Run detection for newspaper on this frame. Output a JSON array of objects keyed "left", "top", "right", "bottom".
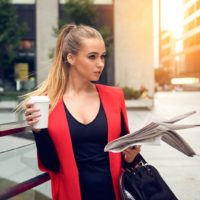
[{"left": 104, "top": 111, "right": 200, "bottom": 157}]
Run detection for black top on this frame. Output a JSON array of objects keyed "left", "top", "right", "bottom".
[
  {"left": 33, "top": 101, "right": 129, "bottom": 200},
  {"left": 64, "top": 101, "right": 115, "bottom": 200},
  {"left": 64, "top": 101, "right": 109, "bottom": 168}
]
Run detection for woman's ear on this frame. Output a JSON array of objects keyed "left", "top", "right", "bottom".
[{"left": 67, "top": 53, "right": 75, "bottom": 65}]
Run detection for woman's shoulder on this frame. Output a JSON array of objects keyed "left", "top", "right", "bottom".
[{"left": 96, "top": 84, "right": 123, "bottom": 95}]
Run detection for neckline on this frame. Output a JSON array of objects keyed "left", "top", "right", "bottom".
[
  {"left": 63, "top": 84, "right": 102, "bottom": 126},
  {"left": 64, "top": 101, "right": 101, "bottom": 126}
]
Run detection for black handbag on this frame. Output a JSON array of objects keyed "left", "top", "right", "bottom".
[{"left": 119, "top": 154, "right": 178, "bottom": 200}]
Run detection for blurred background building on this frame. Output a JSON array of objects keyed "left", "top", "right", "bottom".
[
  {"left": 156, "top": 0, "right": 200, "bottom": 91},
  {"left": 114, "top": 0, "right": 154, "bottom": 96}
]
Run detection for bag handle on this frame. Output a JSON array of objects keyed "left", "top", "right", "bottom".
[
  {"left": 132, "top": 153, "right": 147, "bottom": 166},
  {"left": 123, "top": 153, "right": 147, "bottom": 171}
]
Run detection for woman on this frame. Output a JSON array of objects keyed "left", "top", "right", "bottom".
[{"left": 24, "top": 24, "right": 141, "bottom": 200}]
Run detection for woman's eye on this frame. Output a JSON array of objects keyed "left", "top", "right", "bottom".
[
  {"left": 88, "top": 55, "right": 96, "bottom": 60},
  {"left": 101, "top": 55, "right": 106, "bottom": 60}
]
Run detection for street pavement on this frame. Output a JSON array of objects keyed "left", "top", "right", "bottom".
[
  {"left": 0, "top": 91, "right": 200, "bottom": 199},
  {"left": 127, "top": 91, "right": 200, "bottom": 200}
]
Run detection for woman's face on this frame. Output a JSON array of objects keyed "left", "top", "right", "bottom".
[{"left": 68, "top": 38, "right": 106, "bottom": 82}]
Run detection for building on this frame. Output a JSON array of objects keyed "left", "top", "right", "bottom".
[
  {"left": 158, "top": 0, "right": 200, "bottom": 89},
  {"left": 114, "top": 0, "right": 154, "bottom": 96},
  {"left": 183, "top": 0, "right": 200, "bottom": 83}
]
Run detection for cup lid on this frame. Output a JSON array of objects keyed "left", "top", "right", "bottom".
[{"left": 30, "top": 96, "right": 50, "bottom": 103}]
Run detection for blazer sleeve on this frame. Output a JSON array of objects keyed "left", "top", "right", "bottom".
[
  {"left": 119, "top": 88, "right": 130, "bottom": 134},
  {"left": 119, "top": 88, "right": 138, "bottom": 168},
  {"left": 33, "top": 129, "right": 60, "bottom": 172}
]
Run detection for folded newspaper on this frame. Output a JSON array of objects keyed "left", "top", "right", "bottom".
[{"left": 104, "top": 111, "right": 200, "bottom": 157}]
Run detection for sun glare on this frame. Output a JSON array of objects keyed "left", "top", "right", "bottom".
[
  {"left": 161, "top": 0, "right": 183, "bottom": 37},
  {"left": 171, "top": 77, "right": 199, "bottom": 85}
]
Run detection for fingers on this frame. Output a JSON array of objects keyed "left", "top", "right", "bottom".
[
  {"left": 26, "top": 113, "right": 41, "bottom": 123},
  {"left": 25, "top": 101, "right": 34, "bottom": 109},
  {"left": 25, "top": 107, "right": 40, "bottom": 116},
  {"left": 124, "top": 145, "right": 141, "bottom": 153},
  {"left": 24, "top": 102, "right": 41, "bottom": 127},
  {"left": 124, "top": 148, "right": 140, "bottom": 158},
  {"left": 123, "top": 145, "right": 142, "bottom": 163}
]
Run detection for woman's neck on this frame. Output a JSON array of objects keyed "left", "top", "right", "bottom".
[{"left": 64, "top": 74, "right": 95, "bottom": 97}]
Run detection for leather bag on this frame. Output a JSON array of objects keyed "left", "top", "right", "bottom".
[{"left": 119, "top": 154, "right": 178, "bottom": 200}]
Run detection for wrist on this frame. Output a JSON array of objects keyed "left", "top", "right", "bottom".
[{"left": 32, "top": 128, "right": 41, "bottom": 133}]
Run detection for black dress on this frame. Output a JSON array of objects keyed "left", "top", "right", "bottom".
[{"left": 33, "top": 101, "right": 128, "bottom": 200}]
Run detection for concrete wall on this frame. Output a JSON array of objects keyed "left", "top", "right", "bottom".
[
  {"left": 114, "top": 0, "right": 154, "bottom": 96},
  {"left": 36, "top": 0, "right": 58, "bottom": 84}
]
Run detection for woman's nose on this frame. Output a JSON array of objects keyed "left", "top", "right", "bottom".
[{"left": 97, "top": 57, "right": 104, "bottom": 68}]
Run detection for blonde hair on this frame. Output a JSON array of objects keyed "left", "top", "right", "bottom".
[{"left": 18, "top": 24, "right": 103, "bottom": 112}]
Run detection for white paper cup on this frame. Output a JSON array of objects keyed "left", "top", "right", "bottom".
[{"left": 30, "top": 96, "right": 50, "bottom": 129}]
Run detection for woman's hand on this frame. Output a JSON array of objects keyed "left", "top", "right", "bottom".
[
  {"left": 123, "top": 145, "right": 141, "bottom": 163},
  {"left": 24, "top": 102, "right": 41, "bottom": 133}
]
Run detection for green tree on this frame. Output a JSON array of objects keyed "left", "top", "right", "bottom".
[
  {"left": 59, "top": 0, "right": 113, "bottom": 84},
  {"left": 60, "top": 0, "right": 113, "bottom": 44},
  {"left": 0, "top": 0, "right": 27, "bottom": 89},
  {"left": 60, "top": 0, "right": 97, "bottom": 28}
]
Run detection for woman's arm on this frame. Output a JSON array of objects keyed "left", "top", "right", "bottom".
[
  {"left": 25, "top": 101, "right": 60, "bottom": 172},
  {"left": 120, "top": 112, "right": 141, "bottom": 167},
  {"left": 33, "top": 129, "right": 60, "bottom": 172}
]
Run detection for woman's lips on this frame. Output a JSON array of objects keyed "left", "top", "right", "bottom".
[{"left": 94, "top": 71, "right": 101, "bottom": 75}]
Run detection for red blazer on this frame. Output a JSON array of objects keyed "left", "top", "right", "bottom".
[{"left": 38, "top": 84, "right": 130, "bottom": 200}]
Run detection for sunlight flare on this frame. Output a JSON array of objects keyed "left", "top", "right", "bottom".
[{"left": 161, "top": 0, "right": 183, "bottom": 38}]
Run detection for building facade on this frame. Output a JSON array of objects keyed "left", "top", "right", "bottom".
[
  {"left": 183, "top": 0, "right": 200, "bottom": 79},
  {"left": 114, "top": 0, "right": 154, "bottom": 96},
  {"left": 158, "top": 0, "right": 200, "bottom": 88}
]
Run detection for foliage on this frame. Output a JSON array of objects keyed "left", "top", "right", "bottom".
[
  {"left": 99, "top": 26, "right": 113, "bottom": 58},
  {"left": 122, "top": 86, "right": 142, "bottom": 100},
  {"left": 0, "top": 91, "right": 25, "bottom": 101},
  {"left": 0, "top": 0, "right": 27, "bottom": 86},
  {"left": 58, "top": 0, "right": 113, "bottom": 57},
  {"left": 60, "top": 0, "right": 97, "bottom": 28},
  {"left": 155, "top": 67, "right": 171, "bottom": 86}
]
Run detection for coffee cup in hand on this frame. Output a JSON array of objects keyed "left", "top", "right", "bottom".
[{"left": 30, "top": 96, "right": 50, "bottom": 129}]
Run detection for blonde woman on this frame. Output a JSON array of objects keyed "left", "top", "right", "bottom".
[{"left": 24, "top": 24, "right": 141, "bottom": 200}]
